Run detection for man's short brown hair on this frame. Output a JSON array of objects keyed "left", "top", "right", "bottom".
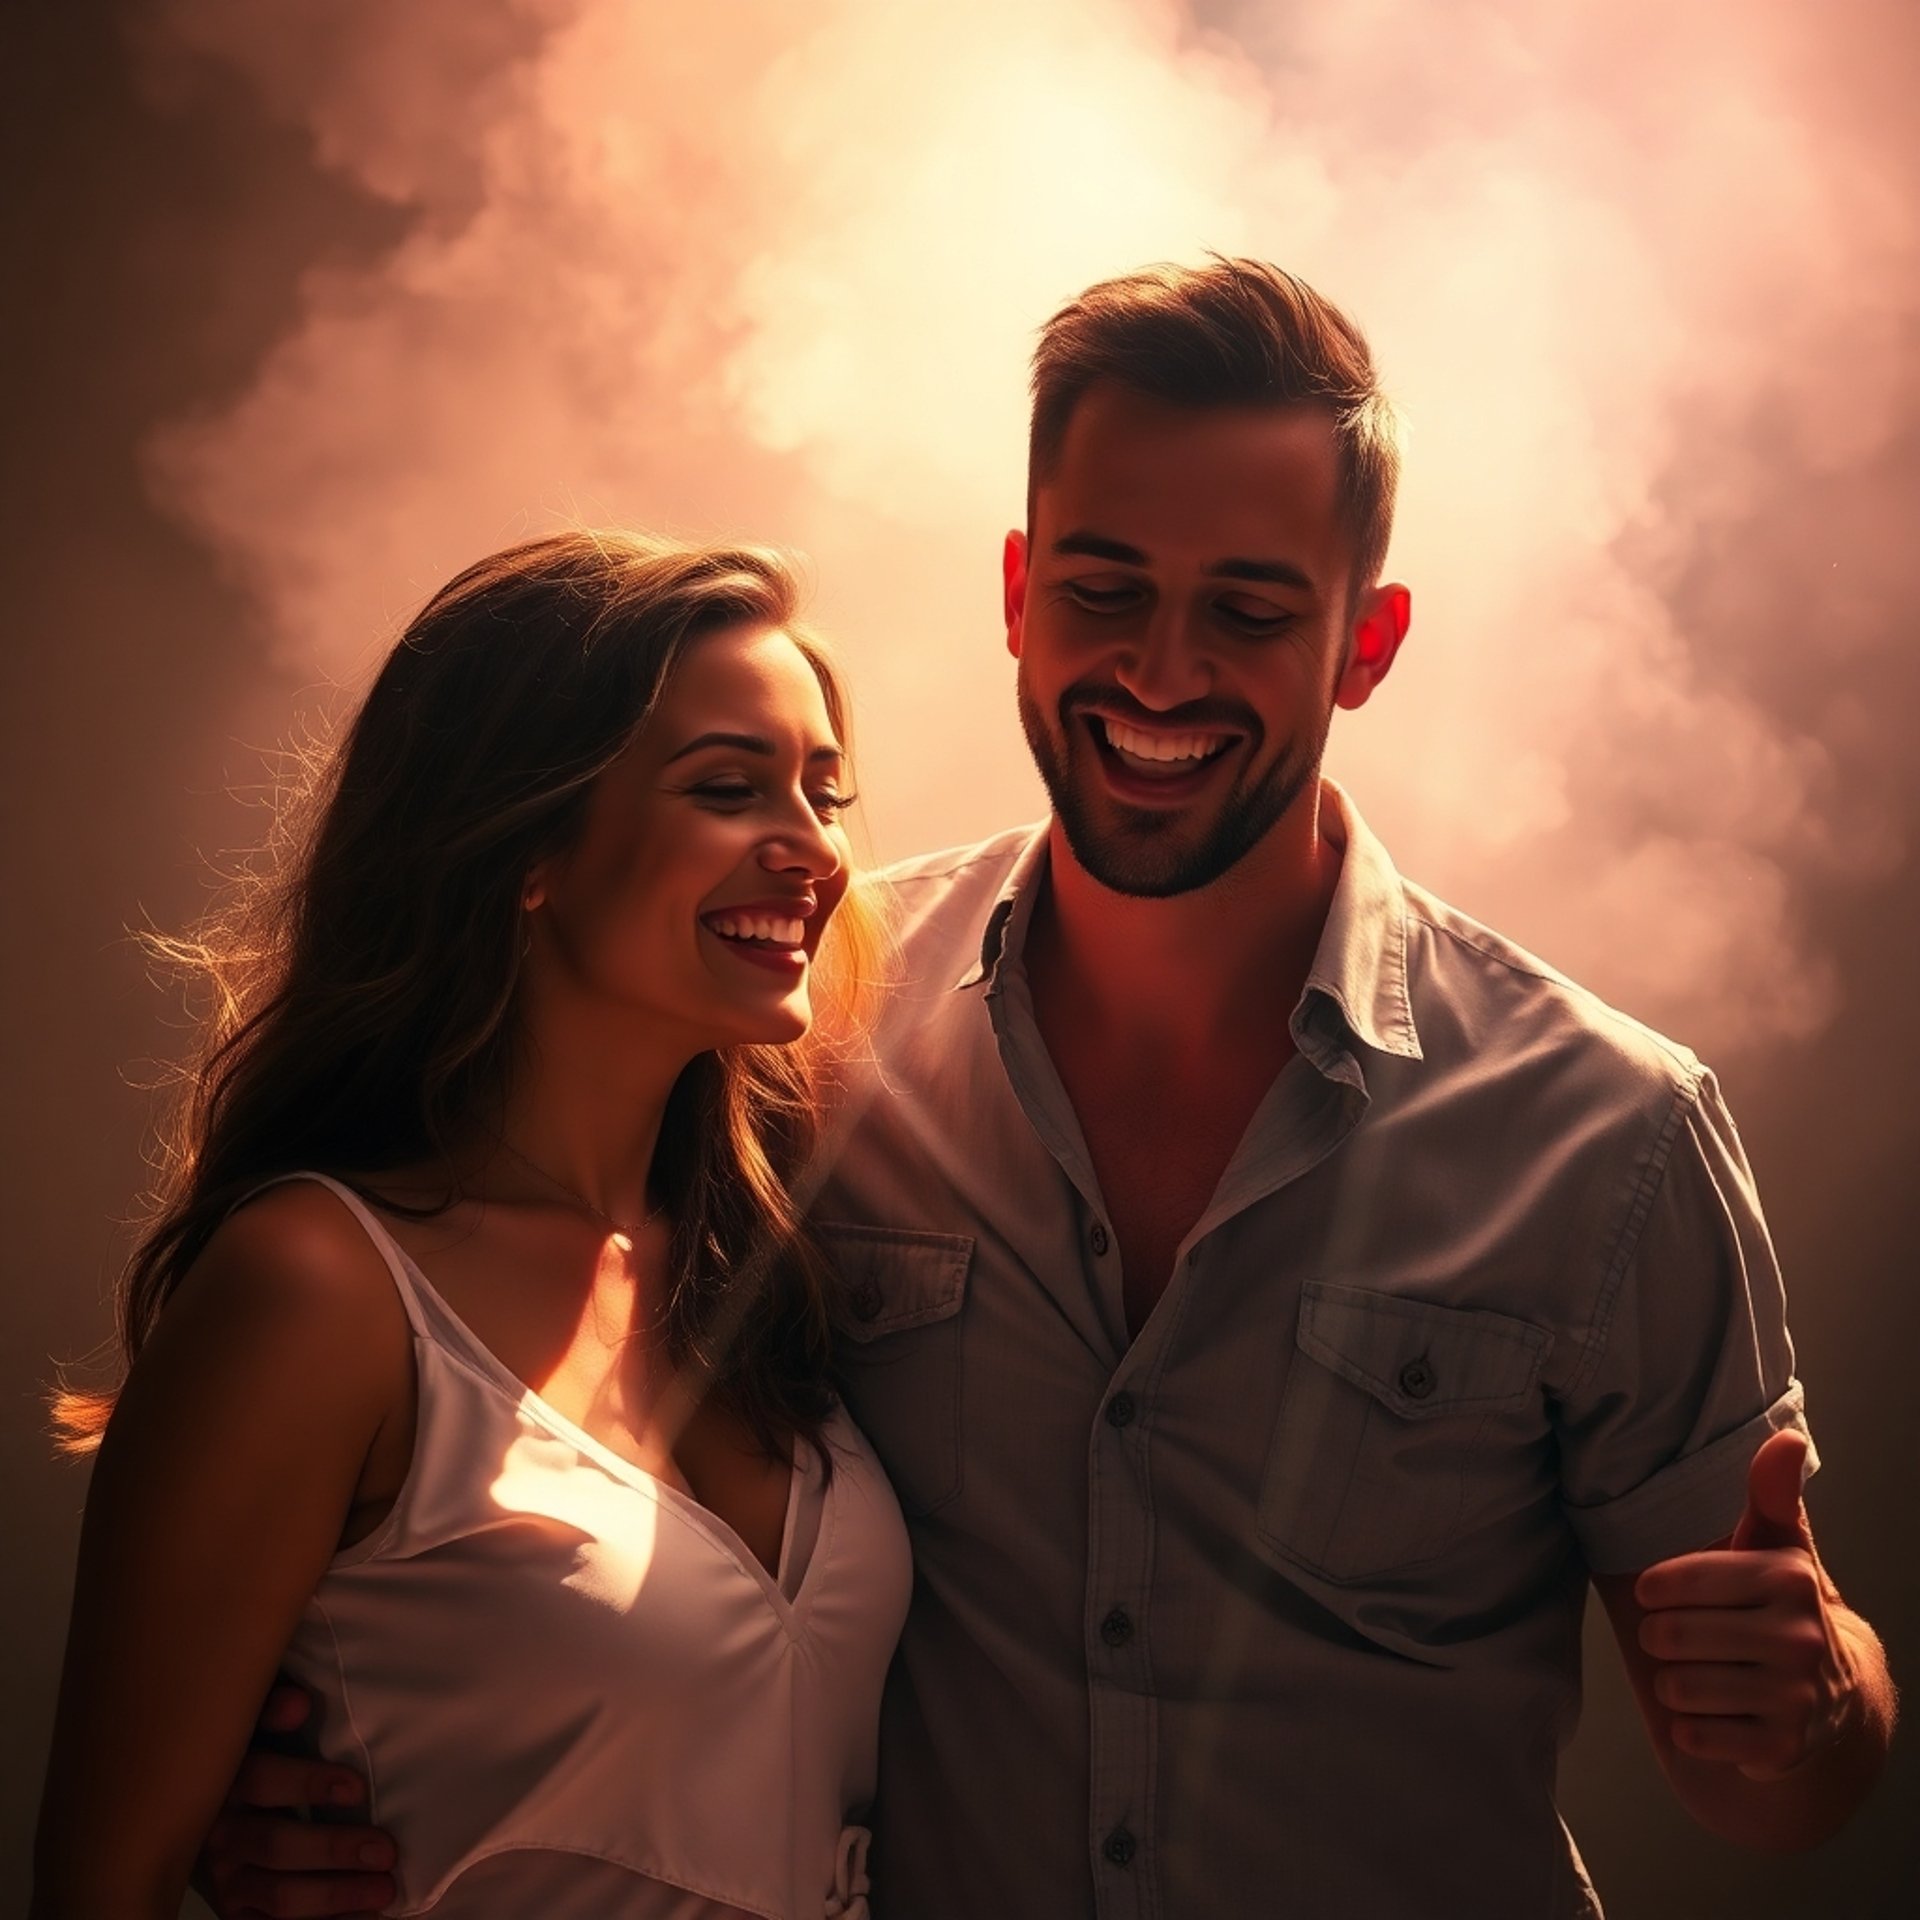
[{"left": 1028, "top": 257, "right": 1402, "bottom": 596}]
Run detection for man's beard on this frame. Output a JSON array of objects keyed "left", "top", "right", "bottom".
[{"left": 1018, "top": 681, "right": 1321, "bottom": 899}]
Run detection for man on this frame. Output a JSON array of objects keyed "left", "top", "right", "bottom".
[{"left": 203, "top": 259, "right": 1893, "bottom": 1917}]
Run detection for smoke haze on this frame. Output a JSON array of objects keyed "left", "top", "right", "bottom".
[
  {"left": 5, "top": 6, "right": 1917, "bottom": 1911},
  {"left": 144, "top": 0, "right": 1920, "bottom": 1055}
]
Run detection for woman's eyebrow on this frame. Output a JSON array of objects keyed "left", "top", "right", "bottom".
[{"left": 664, "top": 730, "right": 843, "bottom": 766}]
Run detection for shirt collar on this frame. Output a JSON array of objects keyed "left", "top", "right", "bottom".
[
  {"left": 953, "top": 821, "right": 1051, "bottom": 993},
  {"left": 1299, "top": 780, "right": 1423, "bottom": 1061},
  {"left": 951, "top": 786, "right": 1423, "bottom": 1064}
]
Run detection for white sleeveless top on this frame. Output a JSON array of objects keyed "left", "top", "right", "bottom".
[{"left": 273, "top": 1174, "right": 913, "bottom": 1919}]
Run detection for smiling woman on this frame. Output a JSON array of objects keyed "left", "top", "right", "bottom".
[
  {"left": 33, "top": 530, "right": 910, "bottom": 1920},
  {"left": 544, "top": 623, "right": 867, "bottom": 1048}
]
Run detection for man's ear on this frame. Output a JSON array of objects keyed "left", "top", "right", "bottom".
[
  {"left": 1003, "top": 529, "right": 1029, "bottom": 659},
  {"left": 1335, "top": 582, "right": 1411, "bottom": 711}
]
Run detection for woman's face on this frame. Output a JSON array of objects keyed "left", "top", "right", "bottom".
[{"left": 527, "top": 623, "right": 855, "bottom": 1052}]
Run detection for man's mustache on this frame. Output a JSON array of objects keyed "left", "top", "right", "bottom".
[{"left": 1059, "top": 686, "right": 1263, "bottom": 740}]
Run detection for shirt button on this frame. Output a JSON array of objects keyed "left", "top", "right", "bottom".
[
  {"left": 1090, "top": 1221, "right": 1110, "bottom": 1256},
  {"left": 1399, "top": 1357, "right": 1436, "bottom": 1400},
  {"left": 849, "top": 1279, "right": 884, "bottom": 1323},
  {"left": 1105, "top": 1391, "right": 1137, "bottom": 1429},
  {"left": 1100, "top": 1606, "right": 1133, "bottom": 1647},
  {"left": 1102, "top": 1825, "right": 1136, "bottom": 1868}
]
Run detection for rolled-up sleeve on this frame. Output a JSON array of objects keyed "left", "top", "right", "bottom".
[{"left": 1555, "top": 1068, "right": 1817, "bottom": 1576}]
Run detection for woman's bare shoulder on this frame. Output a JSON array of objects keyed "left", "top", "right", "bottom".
[
  {"left": 172, "top": 1177, "right": 410, "bottom": 1354},
  {"left": 101, "top": 1179, "right": 415, "bottom": 1509}
]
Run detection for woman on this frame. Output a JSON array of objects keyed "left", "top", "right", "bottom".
[{"left": 34, "top": 532, "right": 912, "bottom": 1919}]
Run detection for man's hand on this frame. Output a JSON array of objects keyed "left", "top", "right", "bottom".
[
  {"left": 198, "top": 1684, "right": 396, "bottom": 1919},
  {"left": 1632, "top": 1430, "right": 1859, "bottom": 1779}
]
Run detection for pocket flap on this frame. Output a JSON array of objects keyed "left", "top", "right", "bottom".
[
  {"left": 817, "top": 1222, "right": 973, "bottom": 1342},
  {"left": 1297, "top": 1281, "right": 1549, "bottom": 1418}
]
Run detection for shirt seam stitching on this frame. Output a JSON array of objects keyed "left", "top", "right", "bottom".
[
  {"left": 1134, "top": 1261, "right": 1194, "bottom": 1911},
  {"left": 880, "top": 833, "right": 1038, "bottom": 891},
  {"left": 787, "top": 1433, "right": 839, "bottom": 1627},
  {"left": 1403, "top": 902, "right": 1703, "bottom": 1076},
  {"left": 403, "top": 1837, "right": 785, "bottom": 1918},
  {"left": 1389, "top": 902, "right": 1418, "bottom": 1047},
  {"left": 310, "top": 1591, "right": 384, "bottom": 1835},
  {"left": 1567, "top": 1068, "right": 1705, "bottom": 1398}
]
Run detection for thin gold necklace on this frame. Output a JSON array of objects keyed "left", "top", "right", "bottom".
[{"left": 499, "top": 1139, "right": 663, "bottom": 1253}]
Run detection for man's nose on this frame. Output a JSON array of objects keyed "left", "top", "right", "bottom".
[{"left": 1114, "top": 603, "right": 1211, "bottom": 711}]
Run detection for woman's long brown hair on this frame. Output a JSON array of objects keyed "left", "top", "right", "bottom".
[{"left": 53, "top": 529, "right": 886, "bottom": 1463}]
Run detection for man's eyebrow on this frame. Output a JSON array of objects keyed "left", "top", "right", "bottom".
[
  {"left": 1051, "top": 530, "right": 1316, "bottom": 595},
  {"left": 663, "top": 730, "right": 843, "bottom": 766},
  {"left": 1052, "top": 532, "right": 1150, "bottom": 566},
  {"left": 1203, "top": 556, "right": 1317, "bottom": 593}
]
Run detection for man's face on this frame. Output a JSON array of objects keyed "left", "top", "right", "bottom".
[{"left": 1007, "top": 385, "right": 1405, "bottom": 898}]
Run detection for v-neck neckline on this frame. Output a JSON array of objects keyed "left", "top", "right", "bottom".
[{"left": 369, "top": 1208, "right": 826, "bottom": 1623}]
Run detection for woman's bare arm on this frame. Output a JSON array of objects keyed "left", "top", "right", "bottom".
[{"left": 32, "top": 1184, "right": 413, "bottom": 1919}]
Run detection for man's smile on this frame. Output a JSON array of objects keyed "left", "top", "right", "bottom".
[{"left": 1077, "top": 710, "right": 1243, "bottom": 804}]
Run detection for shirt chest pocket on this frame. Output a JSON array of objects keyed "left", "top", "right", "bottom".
[
  {"left": 821, "top": 1222, "right": 973, "bottom": 1520},
  {"left": 1255, "top": 1281, "right": 1552, "bottom": 1585}
]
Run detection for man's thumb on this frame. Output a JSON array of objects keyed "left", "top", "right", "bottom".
[{"left": 1730, "top": 1428, "right": 1813, "bottom": 1552}]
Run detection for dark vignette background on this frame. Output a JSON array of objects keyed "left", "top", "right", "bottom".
[{"left": 2, "top": 5, "right": 1914, "bottom": 1913}]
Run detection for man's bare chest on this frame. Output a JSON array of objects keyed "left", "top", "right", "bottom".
[{"left": 1071, "top": 1070, "right": 1282, "bottom": 1333}]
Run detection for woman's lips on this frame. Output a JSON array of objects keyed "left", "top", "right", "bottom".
[
  {"left": 707, "top": 932, "right": 806, "bottom": 974},
  {"left": 700, "top": 904, "right": 812, "bottom": 974}
]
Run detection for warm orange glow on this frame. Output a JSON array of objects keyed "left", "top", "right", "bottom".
[{"left": 147, "top": 0, "right": 1914, "bottom": 1058}]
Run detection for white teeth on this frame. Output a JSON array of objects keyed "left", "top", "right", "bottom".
[
  {"left": 708, "top": 913, "right": 805, "bottom": 946},
  {"left": 1099, "top": 718, "right": 1229, "bottom": 764}
]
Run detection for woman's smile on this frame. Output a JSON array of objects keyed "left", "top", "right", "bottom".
[{"left": 700, "top": 896, "right": 818, "bottom": 973}]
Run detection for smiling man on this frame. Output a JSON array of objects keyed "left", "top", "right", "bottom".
[
  {"left": 199, "top": 261, "right": 1893, "bottom": 1919},
  {"left": 811, "top": 260, "right": 1895, "bottom": 1917}
]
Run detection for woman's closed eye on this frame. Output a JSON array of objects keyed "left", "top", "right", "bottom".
[{"left": 689, "top": 780, "right": 857, "bottom": 821}]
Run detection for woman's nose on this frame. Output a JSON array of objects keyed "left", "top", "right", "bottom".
[{"left": 763, "top": 807, "right": 843, "bottom": 881}]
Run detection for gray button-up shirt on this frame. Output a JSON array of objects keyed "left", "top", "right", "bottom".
[{"left": 815, "top": 783, "right": 1811, "bottom": 1920}]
